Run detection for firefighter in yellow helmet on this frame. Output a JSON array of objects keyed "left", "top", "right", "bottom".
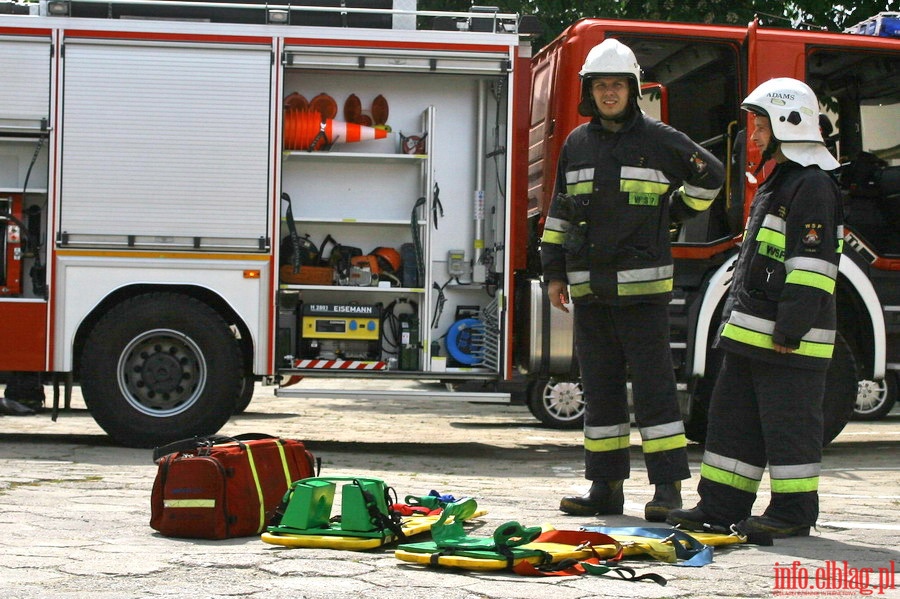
[
  {"left": 668, "top": 78, "right": 843, "bottom": 538},
  {"left": 540, "top": 39, "right": 724, "bottom": 521}
]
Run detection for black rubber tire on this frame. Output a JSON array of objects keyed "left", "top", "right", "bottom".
[
  {"left": 852, "top": 371, "right": 898, "bottom": 421},
  {"left": 233, "top": 376, "right": 255, "bottom": 414},
  {"left": 822, "top": 332, "right": 858, "bottom": 445},
  {"left": 683, "top": 349, "right": 723, "bottom": 444},
  {"left": 80, "top": 293, "right": 242, "bottom": 448},
  {"left": 527, "top": 377, "right": 584, "bottom": 430},
  {"left": 682, "top": 332, "right": 856, "bottom": 447},
  {"left": 683, "top": 389, "right": 710, "bottom": 445}
]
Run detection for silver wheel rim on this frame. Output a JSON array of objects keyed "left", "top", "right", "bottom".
[
  {"left": 541, "top": 380, "right": 584, "bottom": 422},
  {"left": 116, "top": 328, "right": 207, "bottom": 417},
  {"left": 855, "top": 379, "right": 887, "bottom": 415}
]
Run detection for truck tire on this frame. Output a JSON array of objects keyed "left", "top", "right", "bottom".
[
  {"left": 683, "top": 331, "right": 856, "bottom": 447},
  {"left": 234, "top": 376, "right": 255, "bottom": 414},
  {"left": 822, "top": 332, "right": 857, "bottom": 445},
  {"left": 80, "top": 293, "right": 242, "bottom": 448},
  {"left": 528, "top": 377, "right": 584, "bottom": 429},
  {"left": 682, "top": 347, "right": 722, "bottom": 444},
  {"left": 852, "top": 372, "right": 897, "bottom": 421},
  {"left": 682, "top": 384, "right": 711, "bottom": 445}
]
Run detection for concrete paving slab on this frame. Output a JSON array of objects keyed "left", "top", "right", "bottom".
[{"left": 0, "top": 383, "right": 898, "bottom": 598}]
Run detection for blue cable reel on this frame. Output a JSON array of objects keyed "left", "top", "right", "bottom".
[{"left": 445, "top": 317, "right": 484, "bottom": 366}]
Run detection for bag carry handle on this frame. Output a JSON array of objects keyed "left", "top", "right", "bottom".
[{"left": 152, "top": 433, "right": 278, "bottom": 463}]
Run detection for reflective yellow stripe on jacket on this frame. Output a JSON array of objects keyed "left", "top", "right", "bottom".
[
  {"left": 680, "top": 181, "right": 718, "bottom": 211},
  {"left": 567, "top": 270, "right": 592, "bottom": 298},
  {"left": 786, "top": 256, "right": 838, "bottom": 294},
  {"left": 617, "top": 265, "right": 673, "bottom": 296},
  {"left": 620, "top": 166, "right": 670, "bottom": 195},
  {"left": 756, "top": 214, "right": 787, "bottom": 261},
  {"left": 540, "top": 215, "right": 568, "bottom": 246},
  {"left": 720, "top": 310, "right": 835, "bottom": 358},
  {"left": 565, "top": 167, "right": 595, "bottom": 196},
  {"left": 163, "top": 499, "right": 216, "bottom": 508}
]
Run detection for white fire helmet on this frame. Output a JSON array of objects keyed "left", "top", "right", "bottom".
[
  {"left": 578, "top": 38, "right": 643, "bottom": 117},
  {"left": 741, "top": 77, "right": 840, "bottom": 171}
]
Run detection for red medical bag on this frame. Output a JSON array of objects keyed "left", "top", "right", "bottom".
[{"left": 150, "top": 434, "right": 318, "bottom": 539}]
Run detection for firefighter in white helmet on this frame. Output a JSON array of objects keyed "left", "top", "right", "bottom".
[
  {"left": 668, "top": 78, "right": 843, "bottom": 538},
  {"left": 540, "top": 38, "right": 724, "bottom": 521}
]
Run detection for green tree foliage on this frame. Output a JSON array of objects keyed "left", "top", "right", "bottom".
[{"left": 420, "top": 0, "right": 896, "bottom": 50}]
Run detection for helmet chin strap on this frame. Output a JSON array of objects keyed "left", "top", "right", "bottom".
[{"left": 754, "top": 140, "right": 780, "bottom": 176}]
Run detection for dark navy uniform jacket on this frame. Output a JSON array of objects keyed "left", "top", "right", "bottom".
[
  {"left": 717, "top": 161, "right": 843, "bottom": 371},
  {"left": 541, "top": 110, "right": 724, "bottom": 305}
]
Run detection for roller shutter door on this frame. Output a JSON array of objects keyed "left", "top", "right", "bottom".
[
  {"left": 60, "top": 40, "right": 272, "bottom": 250},
  {"left": 0, "top": 36, "right": 50, "bottom": 132}
]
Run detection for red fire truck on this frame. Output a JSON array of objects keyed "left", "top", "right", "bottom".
[
  {"left": 520, "top": 14, "right": 899, "bottom": 443},
  {"left": 1, "top": 0, "right": 897, "bottom": 448},
  {"left": 0, "top": 0, "right": 540, "bottom": 446}
]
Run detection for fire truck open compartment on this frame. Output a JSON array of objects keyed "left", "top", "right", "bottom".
[{"left": 275, "top": 45, "right": 513, "bottom": 387}]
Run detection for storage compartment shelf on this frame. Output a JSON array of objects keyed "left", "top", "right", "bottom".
[
  {"left": 284, "top": 151, "right": 425, "bottom": 164},
  {"left": 0, "top": 129, "right": 49, "bottom": 138},
  {"left": 280, "top": 284, "right": 425, "bottom": 292},
  {"left": 283, "top": 217, "right": 423, "bottom": 226},
  {"left": 277, "top": 101, "right": 479, "bottom": 379}
]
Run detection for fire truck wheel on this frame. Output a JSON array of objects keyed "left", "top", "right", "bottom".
[
  {"left": 685, "top": 331, "right": 857, "bottom": 447},
  {"left": 682, "top": 390, "right": 710, "bottom": 445},
  {"left": 527, "top": 377, "right": 584, "bottom": 429},
  {"left": 682, "top": 348, "right": 723, "bottom": 444},
  {"left": 822, "top": 331, "right": 858, "bottom": 446},
  {"left": 233, "top": 376, "right": 255, "bottom": 414},
  {"left": 80, "top": 293, "right": 242, "bottom": 448},
  {"left": 852, "top": 371, "right": 897, "bottom": 421}
]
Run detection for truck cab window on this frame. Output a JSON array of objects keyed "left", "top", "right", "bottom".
[
  {"left": 620, "top": 36, "right": 740, "bottom": 243},
  {"left": 811, "top": 49, "right": 900, "bottom": 255}
]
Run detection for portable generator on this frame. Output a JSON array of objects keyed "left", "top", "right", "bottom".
[{"left": 299, "top": 303, "right": 381, "bottom": 360}]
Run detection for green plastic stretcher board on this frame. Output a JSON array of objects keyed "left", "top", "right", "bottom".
[
  {"left": 394, "top": 526, "right": 744, "bottom": 571},
  {"left": 261, "top": 508, "right": 488, "bottom": 551}
]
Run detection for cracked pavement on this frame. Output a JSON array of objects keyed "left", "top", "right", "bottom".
[{"left": 1, "top": 382, "right": 899, "bottom": 598}]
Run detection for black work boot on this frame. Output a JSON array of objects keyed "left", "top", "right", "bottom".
[
  {"left": 0, "top": 398, "right": 36, "bottom": 416},
  {"left": 666, "top": 506, "right": 732, "bottom": 533},
  {"left": 644, "top": 481, "right": 682, "bottom": 522},
  {"left": 3, "top": 371, "right": 45, "bottom": 413},
  {"left": 737, "top": 515, "right": 811, "bottom": 539},
  {"left": 559, "top": 480, "right": 624, "bottom": 516}
]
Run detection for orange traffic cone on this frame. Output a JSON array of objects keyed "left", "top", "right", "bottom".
[{"left": 284, "top": 109, "right": 389, "bottom": 151}]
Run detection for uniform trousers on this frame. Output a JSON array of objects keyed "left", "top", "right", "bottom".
[
  {"left": 573, "top": 300, "right": 690, "bottom": 484},
  {"left": 697, "top": 351, "right": 824, "bottom": 526}
]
